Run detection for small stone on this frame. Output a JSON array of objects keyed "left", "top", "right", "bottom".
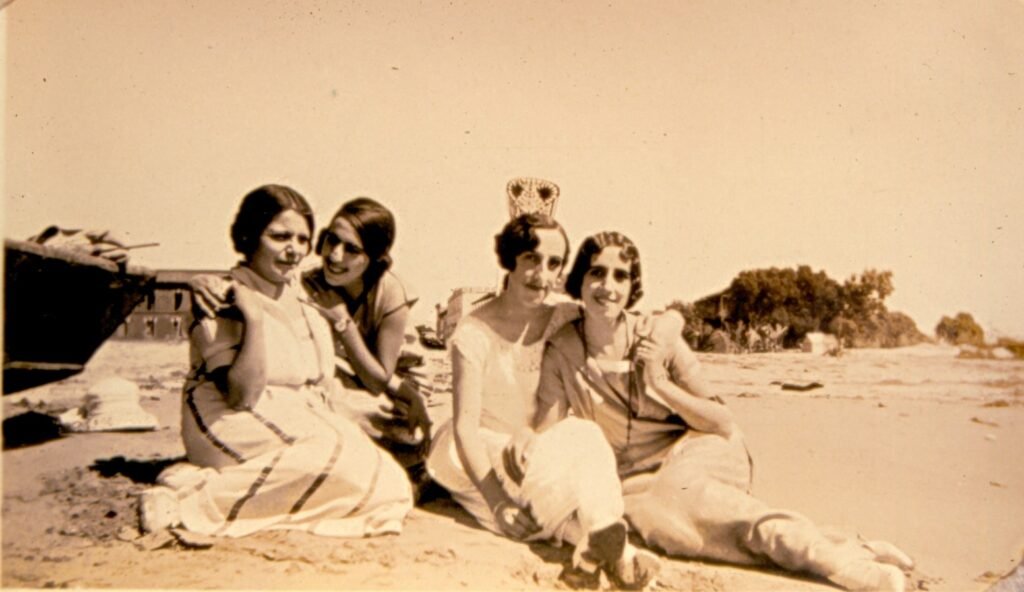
[
  {"left": 116, "top": 526, "right": 140, "bottom": 542},
  {"left": 133, "top": 530, "right": 174, "bottom": 551},
  {"left": 170, "top": 528, "right": 215, "bottom": 549}
]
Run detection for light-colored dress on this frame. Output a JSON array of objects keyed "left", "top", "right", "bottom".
[
  {"left": 426, "top": 303, "right": 623, "bottom": 541},
  {"left": 173, "top": 266, "right": 413, "bottom": 538},
  {"left": 539, "top": 312, "right": 885, "bottom": 579}
]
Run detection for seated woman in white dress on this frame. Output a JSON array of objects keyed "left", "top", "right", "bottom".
[
  {"left": 426, "top": 214, "right": 659, "bottom": 588},
  {"left": 191, "top": 197, "right": 432, "bottom": 482},
  {"left": 533, "top": 231, "right": 914, "bottom": 592},
  {"left": 140, "top": 184, "right": 413, "bottom": 538}
]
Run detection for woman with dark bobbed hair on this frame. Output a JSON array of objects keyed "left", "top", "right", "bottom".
[
  {"left": 140, "top": 185, "right": 413, "bottom": 538},
  {"left": 533, "top": 231, "right": 914, "bottom": 592},
  {"left": 427, "top": 215, "right": 659, "bottom": 589}
]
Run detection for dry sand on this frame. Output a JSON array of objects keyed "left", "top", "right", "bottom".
[{"left": 2, "top": 339, "right": 1022, "bottom": 590}]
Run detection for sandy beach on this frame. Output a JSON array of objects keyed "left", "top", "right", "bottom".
[{"left": 2, "top": 339, "right": 1022, "bottom": 591}]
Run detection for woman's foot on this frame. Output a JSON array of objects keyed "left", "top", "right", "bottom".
[
  {"left": 572, "top": 523, "right": 660, "bottom": 590},
  {"left": 861, "top": 539, "right": 914, "bottom": 570},
  {"left": 829, "top": 559, "right": 906, "bottom": 592},
  {"left": 138, "top": 486, "right": 181, "bottom": 533},
  {"left": 608, "top": 545, "right": 661, "bottom": 591}
]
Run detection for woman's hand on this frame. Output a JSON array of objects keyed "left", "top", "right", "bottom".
[
  {"left": 399, "top": 367, "right": 436, "bottom": 397},
  {"left": 502, "top": 428, "right": 537, "bottom": 486},
  {"left": 492, "top": 497, "right": 541, "bottom": 540},
  {"left": 189, "top": 274, "right": 233, "bottom": 318},
  {"left": 305, "top": 300, "right": 354, "bottom": 332},
  {"left": 230, "top": 283, "right": 263, "bottom": 323},
  {"left": 634, "top": 337, "right": 670, "bottom": 384},
  {"left": 383, "top": 378, "right": 433, "bottom": 451}
]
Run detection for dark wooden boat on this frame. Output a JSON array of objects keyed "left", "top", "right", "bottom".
[{"left": 3, "top": 239, "right": 156, "bottom": 394}]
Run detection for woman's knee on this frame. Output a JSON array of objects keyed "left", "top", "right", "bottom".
[
  {"left": 550, "top": 417, "right": 610, "bottom": 448},
  {"left": 625, "top": 493, "right": 703, "bottom": 557}
]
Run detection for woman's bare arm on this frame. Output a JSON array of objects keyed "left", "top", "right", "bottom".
[
  {"left": 637, "top": 335, "right": 736, "bottom": 438},
  {"left": 224, "top": 284, "right": 268, "bottom": 410},
  {"left": 338, "top": 305, "right": 408, "bottom": 394},
  {"left": 451, "top": 347, "right": 538, "bottom": 539}
]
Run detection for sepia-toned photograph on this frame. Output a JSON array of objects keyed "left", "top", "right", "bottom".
[{"left": 3, "top": 1, "right": 1022, "bottom": 590}]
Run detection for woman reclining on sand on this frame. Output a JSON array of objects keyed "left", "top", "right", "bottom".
[
  {"left": 139, "top": 185, "right": 413, "bottom": 537},
  {"left": 191, "top": 197, "right": 432, "bottom": 481},
  {"left": 524, "top": 231, "right": 915, "bottom": 592},
  {"left": 426, "top": 214, "right": 660, "bottom": 589}
]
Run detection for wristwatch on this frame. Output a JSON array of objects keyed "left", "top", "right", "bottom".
[{"left": 333, "top": 315, "right": 353, "bottom": 334}]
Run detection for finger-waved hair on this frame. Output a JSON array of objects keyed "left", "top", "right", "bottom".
[
  {"left": 230, "top": 184, "right": 315, "bottom": 260},
  {"left": 494, "top": 214, "right": 569, "bottom": 272},
  {"left": 564, "top": 231, "right": 644, "bottom": 309}
]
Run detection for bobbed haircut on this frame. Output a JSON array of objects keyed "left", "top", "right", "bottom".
[
  {"left": 564, "top": 231, "right": 644, "bottom": 309},
  {"left": 494, "top": 213, "right": 569, "bottom": 272},
  {"left": 317, "top": 197, "right": 396, "bottom": 286},
  {"left": 230, "top": 184, "right": 315, "bottom": 260}
]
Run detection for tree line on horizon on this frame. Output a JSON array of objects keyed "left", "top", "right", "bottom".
[{"left": 668, "top": 265, "right": 938, "bottom": 351}]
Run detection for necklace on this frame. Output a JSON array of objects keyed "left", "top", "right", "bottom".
[{"left": 578, "top": 313, "right": 642, "bottom": 445}]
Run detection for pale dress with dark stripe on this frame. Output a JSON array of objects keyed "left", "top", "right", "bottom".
[{"left": 176, "top": 266, "right": 413, "bottom": 538}]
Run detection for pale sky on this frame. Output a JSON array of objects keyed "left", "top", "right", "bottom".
[{"left": 4, "top": 0, "right": 1023, "bottom": 338}]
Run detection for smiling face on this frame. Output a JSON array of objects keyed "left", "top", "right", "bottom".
[
  {"left": 580, "top": 246, "right": 633, "bottom": 320},
  {"left": 320, "top": 216, "right": 370, "bottom": 289},
  {"left": 506, "top": 227, "right": 567, "bottom": 307},
  {"left": 248, "top": 209, "right": 312, "bottom": 285}
]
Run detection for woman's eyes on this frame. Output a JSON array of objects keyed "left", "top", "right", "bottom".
[
  {"left": 324, "top": 232, "right": 364, "bottom": 255},
  {"left": 269, "top": 232, "right": 310, "bottom": 244},
  {"left": 587, "top": 267, "right": 630, "bottom": 282},
  {"left": 520, "top": 253, "right": 563, "bottom": 271}
]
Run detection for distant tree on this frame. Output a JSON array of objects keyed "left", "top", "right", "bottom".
[
  {"left": 840, "top": 269, "right": 893, "bottom": 320},
  {"left": 935, "top": 312, "right": 985, "bottom": 346},
  {"left": 682, "top": 265, "right": 924, "bottom": 350},
  {"left": 881, "top": 311, "right": 929, "bottom": 347},
  {"left": 725, "top": 266, "right": 842, "bottom": 339}
]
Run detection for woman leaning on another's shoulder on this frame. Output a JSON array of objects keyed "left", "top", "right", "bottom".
[
  {"left": 140, "top": 184, "right": 413, "bottom": 539},
  {"left": 426, "top": 214, "right": 660, "bottom": 589},
  {"left": 533, "top": 230, "right": 913, "bottom": 592},
  {"left": 190, "top": 196, "right": 432, "bottom": 476}
]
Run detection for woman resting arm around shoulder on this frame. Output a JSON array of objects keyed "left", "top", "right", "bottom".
[{"left": 634, "top": 314, "right": 736, "bottom": 439}]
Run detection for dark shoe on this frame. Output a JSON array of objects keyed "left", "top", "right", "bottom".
[{"left": 582, "top": 522, "right": 627, "bottom": 569}]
